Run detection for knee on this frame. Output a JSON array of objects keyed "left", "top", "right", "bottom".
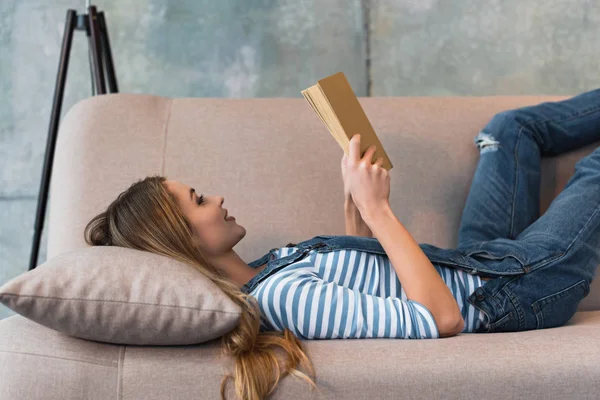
[
  {"left": 487, "top": 109, "right": 527, "bottom": 135},
  {"left": 493, "top": 106, "right": 540, "bottom": 127},
  {"left": 474, "top": 109, "right": 536, "bottom": 150},
  {"left": 473, "top": 131, "right": 500, "bottom": 153},
  {"left": 473, "top": 111, "right": 511, "bottom": 151}
]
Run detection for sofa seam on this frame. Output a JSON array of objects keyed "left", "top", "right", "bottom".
[
  {"left": 0, "top": 349, "right": 116, "bottom": 367},
  {"left": 0, "top": 293, "right": 241, "bottom": 314},
  {"left": 118, "top": 345, "right": 126, "bottom": 400},
  {"left": 161, "top": 98, "right": 174, "bottom": 175}
]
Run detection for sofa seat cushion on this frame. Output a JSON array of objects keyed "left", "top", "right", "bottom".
[{"left": 2, "top": 312, "right": 599, "bottom": 399}]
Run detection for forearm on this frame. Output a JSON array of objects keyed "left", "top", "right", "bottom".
[
  {"left": 362, "top": 204, "right": 463, "bottom": 335},
  {"left": 344, "top": 200, "right": 373, "bottom": 238}
]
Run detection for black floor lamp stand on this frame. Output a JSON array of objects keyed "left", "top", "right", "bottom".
[{"left": 28, "top": 3, "right": 118, "bottom": 271}]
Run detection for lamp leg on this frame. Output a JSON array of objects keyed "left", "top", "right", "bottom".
[
  {"left": 98, "top": 11, "right": 118, "bottom": 93},
  {"left": 88, "top": 5, "right": 106, "bottom": 94},
  {"left": 29, "top": 10, "right": 77, "bottom": 271},
  {"left": 28, "top": 5, "right": 118, "bottom": 270}
]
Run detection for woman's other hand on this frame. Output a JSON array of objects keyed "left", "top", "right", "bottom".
[{"left": 341, "top": 152, "right": 352, "bottom": 202}]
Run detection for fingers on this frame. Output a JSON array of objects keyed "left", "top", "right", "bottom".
[
  {"left": 349, "top": 134, "right": 361, "bottom": 162},
  {"left": 350, "top": 134, "right": 379, "bottom": 165},
  {"left": 363, "top": 146, "right": 377, "bottom": 164}
]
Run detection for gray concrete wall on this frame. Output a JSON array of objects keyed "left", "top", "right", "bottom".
[{"left": 1, "top": 0, "right": 599, "bottom": 320}]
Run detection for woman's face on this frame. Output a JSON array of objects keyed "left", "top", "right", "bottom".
[{"left": 164, "top": 180, "right": 246, "bottom": 256}]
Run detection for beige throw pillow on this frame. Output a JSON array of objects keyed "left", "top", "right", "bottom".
[{"left": 0, "top": 246, "right": 241, "bottom": 345}]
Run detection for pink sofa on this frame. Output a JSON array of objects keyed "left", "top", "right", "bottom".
[{"left": 1, "top": 93, "right": 599, "bottom": 399}]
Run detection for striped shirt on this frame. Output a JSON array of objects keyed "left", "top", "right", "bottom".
[{"left": 249, "top": 245, "right": 489, "bottom": 339}]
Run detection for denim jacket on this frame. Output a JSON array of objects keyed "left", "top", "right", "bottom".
[
  {"left": 243, "top": 234, "right": 545, "bottom": 333},
  {"left": 245, "top": 234, "right": 525, "bottom": 290}
]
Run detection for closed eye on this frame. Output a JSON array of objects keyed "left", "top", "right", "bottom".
[{"left": 196, "top": 194, "right": 204, "bottom": 205}]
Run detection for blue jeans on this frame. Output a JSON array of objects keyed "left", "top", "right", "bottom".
[{"left": 455, "top": 88, "right": 600, "bottom": 332}]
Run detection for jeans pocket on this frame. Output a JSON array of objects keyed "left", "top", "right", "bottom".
[
  {"left": 466, "top": 248, "right": 520, "bottom": 261},
  {"left": 464, "top": 248, "right": 527, "bottom": 273},
  {"left": 460, "top": 239, "right": 528, "bottom": 267},
  {"left": 532, "top": 279, "right": 590, "bottom": 329}
]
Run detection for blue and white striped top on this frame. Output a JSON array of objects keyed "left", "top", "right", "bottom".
[{"left": 249, "top": 246, "right": 489, "bottom": 339}]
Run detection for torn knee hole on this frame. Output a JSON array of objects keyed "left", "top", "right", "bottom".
[{"left": 474, "top": 132, "right": 500, "bottom": 151}]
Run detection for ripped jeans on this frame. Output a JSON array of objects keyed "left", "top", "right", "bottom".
[{"left": 455, "top": 88, "right": 600, "bottom": 332}]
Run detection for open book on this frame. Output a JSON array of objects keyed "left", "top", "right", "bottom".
[{"left": 301, "top": 71, "right": 393, "bottom": 171}]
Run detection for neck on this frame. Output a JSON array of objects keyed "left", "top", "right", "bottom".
[{"left": 208, "top": 250, "right": 267, "bottom": 289}]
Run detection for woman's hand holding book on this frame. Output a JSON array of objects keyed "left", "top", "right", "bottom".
[{"left": 343, "top": 133, "right": 390, "bottom": 224}]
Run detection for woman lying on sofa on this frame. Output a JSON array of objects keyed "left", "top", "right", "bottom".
[{"left": 84, "top": 88, "right": 600, "bottom": 400}]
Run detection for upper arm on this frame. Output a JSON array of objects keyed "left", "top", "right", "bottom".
[{"left": 259, "top": 271, "right": 441, "bottom": 339}]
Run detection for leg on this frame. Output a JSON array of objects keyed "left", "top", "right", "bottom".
[
  {"left": 489, "top": 148, "right": 600, "bottom": 331},
  {"left": 457, "top": 88, "right": 600, "bottom": 251},
  {"left": 515, "top": 145, "right": 600, "bottom": 277},
  {"left": 457, "top": 90, "right": 600, "bottom": 332}
]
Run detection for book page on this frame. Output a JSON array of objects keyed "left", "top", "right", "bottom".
[
  {"left": 302, "top": 86, "right": 342, "bottom": 146},
  {"left": 301, "top": 87, "right": 329, "bottom": 129}
]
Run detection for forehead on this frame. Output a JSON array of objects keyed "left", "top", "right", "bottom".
[{"left": 166, "top": 180, "right": 189, "bottom": 197}]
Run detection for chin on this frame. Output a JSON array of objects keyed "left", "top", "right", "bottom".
[{"left": 235, "top": 224, "right": 247, "bottom": 238}]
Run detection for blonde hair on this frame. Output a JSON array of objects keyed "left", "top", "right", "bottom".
[{"left": 84, "top": 175, "right": 318, "bottom": 400}]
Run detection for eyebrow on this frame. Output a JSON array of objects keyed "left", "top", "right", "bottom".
[{"left": 189, "top": 187, "right": 195, "bottom": 202}]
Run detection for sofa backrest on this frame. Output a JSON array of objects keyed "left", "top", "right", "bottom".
[{"left": 47, "top": 93, "right": 600, "bottom": 311}]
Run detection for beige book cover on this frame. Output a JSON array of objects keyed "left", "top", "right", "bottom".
[{"left": 301, "top": 71, "right": 393, "bottom": 171}]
